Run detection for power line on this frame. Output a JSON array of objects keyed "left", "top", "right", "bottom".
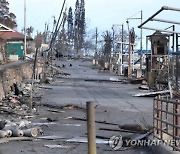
[{"left": 48, "top": 0, "right": 67, "bottom": 51}]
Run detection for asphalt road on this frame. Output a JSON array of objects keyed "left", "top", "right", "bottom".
[
  {"left": 0, "top": 58, "right": 155, "bottom": 154},
  {"left": 40, "top": 58, "right": 154, "bottom": 154}
]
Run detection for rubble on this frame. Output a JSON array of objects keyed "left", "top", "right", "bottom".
[
  {"left": 0, "top": 77, "right": 47, "bottom": 142},
  {"left": 0, "top": 59, "right": 159, "bottom": 153},
  {"left": 38, "top": 86, "right": 53, "bottom": 90},
  {"left": 0, "top": 119, "right": 43, "bottom": 139},
  {"left": 138, "top": 85, "right": 149, "bottom": 90},
  {"left": 37, "top": 135, "right": 66, "bottom": 140},
  {"left": 133, "top": 90, "right": 170, "bottom": 97},
  {"left": 84, "top": 79, "right": 121, "bottom": 83},
  {"left": 119, "top": 124, "right": 149, "bottom": 133},
  {"left": 42, "top": 104, "right": 86, "bottom": 111},
  {"left": 44, "top": 144, "right": 71, "bottom": 149},
  {"left": 99, "top": 127, "right": 146, "bottom": 134},
  {"left": 23, "top": 128, "right": 38, "bottom": 137},
  {"left": 66, "top": 136, "right": 109, "bottom": 144},
  {"left": 68, "top": 116, "right": 119, "bottom": 126},
  {"left": 0, "top": 95, "right": 31, "bottom": 116}
]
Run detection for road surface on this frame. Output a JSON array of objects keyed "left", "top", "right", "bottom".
[{"left": 0, "top": 58, "right": 155, "bottom": 154}]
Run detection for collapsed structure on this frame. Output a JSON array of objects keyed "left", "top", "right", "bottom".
[{"left": 138, "top": 6, "right": 180, "bottom": 151}]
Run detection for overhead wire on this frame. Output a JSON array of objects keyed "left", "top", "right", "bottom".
[
  {"left": 47, "top": 0, "right": 67, "bottom": 51},
  {"left": 127, "top": 10, "right": 142, "bottom": 19}
]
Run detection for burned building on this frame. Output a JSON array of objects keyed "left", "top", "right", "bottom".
[{"left": 146, "top": 31, "right": 170, "bottom": 90}]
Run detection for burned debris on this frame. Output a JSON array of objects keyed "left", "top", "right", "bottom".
[{"left": 0, "top": 0, "right": 180, "bottom": 153}]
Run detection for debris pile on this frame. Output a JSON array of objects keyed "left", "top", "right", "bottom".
[
  {"left": 0, "top": 119, "right": 43, "bottom": 139},
  {"left": 0, "top": 94, "right": 35, "bottom": 116},
  {"left": 0, "top": 80, "right": 44, "bottom": 142}
]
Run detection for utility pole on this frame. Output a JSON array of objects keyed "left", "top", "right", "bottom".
[
  {"left": 111, "top": 24, "right": 124, "bottom": 75},
  {"left": 29, "top": 34, "right": 42, "bottom": 113},
  {"left": 128, "top": 33, "right": 133, "bottom": 78},
  {"left": 24, "top": 0, "right": 27, "bottom": 60},
  {"left": 95, "top": 27, "right": 98, "bottom": 53},
  {"left": 121, "top": 24, "right": 124, "bottom": 62},
  {"left": 127, "top": 10, "right": 143, "bottom": 76},
  {"left": 119, "top": 24, "right": 124, "bottom": 75},
  {"left": 112, "top": 26, "right": 115, "bottom": 52},
  {"left": 140, "top": 10, "right": 143, "bottom": 72},
  {"left": 176, "top": 33, "right": 179, "bottom": 92}
]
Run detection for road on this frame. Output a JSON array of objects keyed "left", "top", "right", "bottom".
[
  {"left": 0, "top": 58, "right": 155, "bottom": 154},
  {"left": 41, "top": 58, "right": 154, "bottom": 153}
]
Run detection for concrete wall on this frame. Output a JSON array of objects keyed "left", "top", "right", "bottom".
[{"left": 0, "top": 61, "right": 33, "bottom": 99}]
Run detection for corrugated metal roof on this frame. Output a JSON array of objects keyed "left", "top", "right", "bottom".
[
  {"left": 0, "top": 23, "right": 33, "bottom": 41},
  {"left": 0, "top": 31, "right": 25, "bottom": 40}
]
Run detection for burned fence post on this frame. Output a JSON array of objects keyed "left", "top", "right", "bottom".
[{"left": 86, "top": 101, "right": 97, "bottom": 154}]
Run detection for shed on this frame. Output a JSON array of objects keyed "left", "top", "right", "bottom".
[{"left": 0, "top": 23, "right": 33, "bottom": 60}]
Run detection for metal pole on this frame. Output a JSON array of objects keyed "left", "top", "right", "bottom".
[
  {"left": 151, "top": 18, "right": 180, "bottom": 25},
  {"left": 95, "top": 27, "right": 98, "bottom": 53},
  {"left": 140, "top": 10, "right": 143, "bottom": 72},
  {"left": 86, "top": 101, "right": 96, "bottom": 154},
  {"left": 141, "top": 26, "right": 180, "bottom": 34},
  {"left": 119, "top": 24, "right": 124, "bottom": 75},
  {"left": 163, "top": 6, "right": 180, "bottom": 12},
  {"left": 128, "top": 35, "right": 133, "bottom": 78},
  {"left": 172, "top": 25, "right": 175, "bottom": 80},
  {"left": 138, "top": 7, "right": 164, "bottom": 28},
  {"left": 176, "top": 34, "right": 179, "bottom": 92},
  {"left": 173, "top": 25, "right": 175, "bottom": 51},
  {"left": 24, "top": 0, "right": 27, "bottom": 60},
  {"left": 112, "top": 26, "right": 115, "bottom": 52},
  {"left": 122, "top": 24, "right": 124, "bottom": 64},
  {"left": 29, "top": 47, "right": 39, "bottom": 113}
]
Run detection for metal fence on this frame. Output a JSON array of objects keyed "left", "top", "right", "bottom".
[{"left": 153, "top": 95, "right": 180, "bottom": 151}]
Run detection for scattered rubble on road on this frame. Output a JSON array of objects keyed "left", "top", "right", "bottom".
[
  {"left": 66, "top": 136, "right": 109, "bottom": 144},
  {"left": 66, "top": 116, "right": 120, "bottom": 126},
  {"left": 42, "top": 104, "right": 86, "bottom": 111},
  {"left": 133, "top": 90, "right": 170, "bottom": 97},
  {"left": 44, "top": 144, "right": 72, "bottom": 149},
  {"left": 0, "top": 59, "right": 157, "bottom": 153}
]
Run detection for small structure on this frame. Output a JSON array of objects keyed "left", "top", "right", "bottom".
[
  {"left": 0, "top": 23, "right": 32, "bottom": 63},
  {"left": 146, "top": 31, "right": 170, "bottom": 90},
  {"left": 138, "top": 6, "right": 180, "bottom": 92},
  {"left": 150, "top": 31, "right": 168, "bottom": 55}
]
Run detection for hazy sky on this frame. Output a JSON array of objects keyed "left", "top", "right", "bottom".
[{"left": 8, "top": 0, "right": 180, "bottom": 47}]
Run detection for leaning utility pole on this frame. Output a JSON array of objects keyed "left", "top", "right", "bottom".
[{"left": 29, "top": 34, "right": 42, "bottom": 113}]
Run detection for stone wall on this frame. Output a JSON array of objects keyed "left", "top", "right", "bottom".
[{"left": 0, "top": 61, "right": 33, "bottom": 99}]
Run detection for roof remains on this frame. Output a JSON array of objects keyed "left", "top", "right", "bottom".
[{"left": 0, "top": 23, "right": 32, "bottom": 41}]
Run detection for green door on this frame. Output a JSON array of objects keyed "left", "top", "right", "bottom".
[{"left": 7, "top": 42, "right": 24, "bottom": 58}]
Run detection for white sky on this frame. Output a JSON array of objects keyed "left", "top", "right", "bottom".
[{"left": 8, "top": 0, "right": 180, "bottom": 48}]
